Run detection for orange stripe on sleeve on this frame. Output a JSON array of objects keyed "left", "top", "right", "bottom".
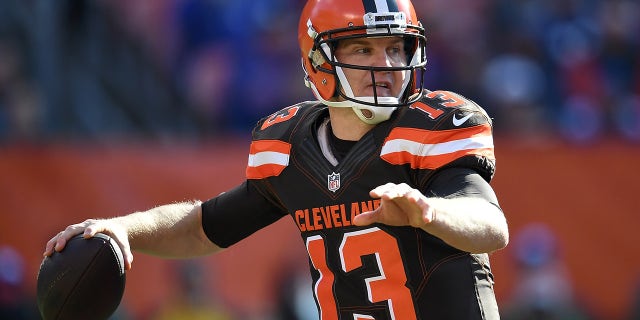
[
  {"left": 386, "top": 123, "right": 492, "bottom": 145},
  {"left": 246, "top": 140, "right": 291, "bottom": 179},
  {"left": 380, "top": 124, "right": 495, "bottom": 169},
  {"left": 249, "top": 139, "right": 292, "bottom": 154}
]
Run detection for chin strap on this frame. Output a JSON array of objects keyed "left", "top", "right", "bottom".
[
  {"left": 352, "top": 106, "right": 396, "bottom": 124},
  {"left": 319, "top": 97, "right": 398, "bottom": 125}
]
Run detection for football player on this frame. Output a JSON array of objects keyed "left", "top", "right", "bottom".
[{"left": 45, "top": 0, "right": 509, "bottom": 318}]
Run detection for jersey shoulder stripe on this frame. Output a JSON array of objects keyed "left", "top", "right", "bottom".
[
  {"left": 382, "top": 122, "right": 494, "bottom": 169},
  {"left": 247, "top": 102, "right": 323, "bottom": 179},
  {"left": 246, "top": 139, "right": 292, "bottom": 179},
  {"left": 380, "top": 89, "right": 496, "bottom": 170}
]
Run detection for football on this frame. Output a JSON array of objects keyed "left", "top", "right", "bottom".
[{"left": 37, "top": 233, "right": 126, "bottom": 320}]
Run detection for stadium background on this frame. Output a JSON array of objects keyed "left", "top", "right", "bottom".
[{"left": 1, "top": 0, "right": 639, "bottom": 319}]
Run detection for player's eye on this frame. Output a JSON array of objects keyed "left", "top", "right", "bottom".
[{"left": 355, "top": 47, "right": 371, "bottom": 54}]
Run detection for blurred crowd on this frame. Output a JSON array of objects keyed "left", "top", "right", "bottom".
[
  {"left": 0, "top": 0, "right": 639, "bottom": 144},
  {"left": 2, "top": 1, "right": 639, "bottom": 319}
]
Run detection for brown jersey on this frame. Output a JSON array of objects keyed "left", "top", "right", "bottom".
[{"left": 202, "top": 90, "right": 501, "bottom": 319}]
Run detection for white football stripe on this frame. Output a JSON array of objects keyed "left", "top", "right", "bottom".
[
  {"left": 381, "top": 135, "right": 494, "bottom": 157},
  {"left": 247, "top": 151, "right": 289, "bottom": 167}
]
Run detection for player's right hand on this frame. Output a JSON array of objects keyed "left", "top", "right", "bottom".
[
  {"left": 43, "top": 219, "right": 134, "bottom": 270},
  {"left": 353, "top": 183, "right": 435, "bottom": 229}
]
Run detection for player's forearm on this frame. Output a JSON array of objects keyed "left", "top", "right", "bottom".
[
  {"left": 114, "top": 201, "right": 221, "bottom": 258},
  {"left": 423, "top": 197, "right": 509, "bottom": 254}
]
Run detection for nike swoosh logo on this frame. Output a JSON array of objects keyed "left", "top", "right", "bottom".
[{"left": 452, "top": 113, "right": 474, "bottom": 126}]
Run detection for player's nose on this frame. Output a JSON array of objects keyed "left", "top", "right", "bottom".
[{"left": 371, "top": 50, "right": 394, "bottom": 68}]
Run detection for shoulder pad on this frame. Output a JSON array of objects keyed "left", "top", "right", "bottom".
[
  {"left": 382, "top": 90, "right": 495, "bottom": 171},
  {"left": 251, "top": 101, "right": 321, "bottom": 141},
  {"left": 401, "top": 90, "right": 492, "bottom": 131},
  {"left": 247, "top": 101, "right": 323, "bottom": 180}
]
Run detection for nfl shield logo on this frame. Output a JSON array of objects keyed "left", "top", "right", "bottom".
[{"left": 328, "top": 172, "right": 340, "bottom": 192}]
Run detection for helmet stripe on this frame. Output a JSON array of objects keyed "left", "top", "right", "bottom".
[
  {"left": 385, "top": 0, "right": 399, "bottom": 12},
  {"left": 362, "top": 0, "right": 399, "bottom": 13},
  {"left": 362, "top": 0, "right": 378, "bottom": 13}
]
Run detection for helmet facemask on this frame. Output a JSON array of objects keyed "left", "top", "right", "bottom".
[{"left": 303, "top": 12, "right": 427, "bottom": 124}]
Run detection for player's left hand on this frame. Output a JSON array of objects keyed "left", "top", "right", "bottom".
[{"left": 353, "top": 183, "right": 435, "bottom": 229}]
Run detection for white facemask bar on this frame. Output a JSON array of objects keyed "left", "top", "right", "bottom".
[{"left": 321, "top": 41, "right": 421, "bottom": 124}]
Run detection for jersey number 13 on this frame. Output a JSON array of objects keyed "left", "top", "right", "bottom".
[{"left": 306, "top": 227, "right": 417, "bottom": 320}]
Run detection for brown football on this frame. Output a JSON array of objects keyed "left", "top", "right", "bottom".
[{"left": 37, "top": 233, "right": 126, "bottom": 320}]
